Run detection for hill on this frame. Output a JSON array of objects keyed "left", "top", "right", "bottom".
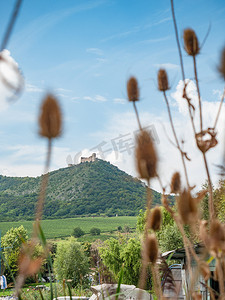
[{"left": 0, "top": 159, "right": 166, "bottom": 221}]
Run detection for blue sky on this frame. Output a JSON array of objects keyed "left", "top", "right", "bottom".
[{"left": 0, "top": 0, "right": 224, "bottom": 192}]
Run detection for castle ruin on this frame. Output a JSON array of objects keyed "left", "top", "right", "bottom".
[
  {"left": 80, "top": 153, "right": 97, "bottom": 163},
  {"left": 67, "top": 153, "right": 97, "bottom": 167}
]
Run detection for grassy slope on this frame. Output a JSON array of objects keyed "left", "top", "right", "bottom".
[
  {"left": 0, "top": 216, "right": 137, "bottom": 239},
  {"left": 0, "top": 159, "right": 163, "bottom": 221}
]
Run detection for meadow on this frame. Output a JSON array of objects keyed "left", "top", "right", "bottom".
[{"left": 0, "top": 216, "right": 137, "bottom": 240}]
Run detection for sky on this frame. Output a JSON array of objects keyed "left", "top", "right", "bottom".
[{"left": 0, "top": 0, "right": 224, "bottom": 193}]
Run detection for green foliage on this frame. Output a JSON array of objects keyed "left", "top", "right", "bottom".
[
  {"left": 157, "top": 223, "right": 183, "bottom": 253},
  {"left": 73, "top": 227, "right": 85, "bottom": 238},
  {"left": 0, "top": 160, "right": 165, "bottom": 221},
  {"left": 1, "top": 225, "right": 28, "bottom": 280},
  {"left": 200, "top": 180, "right": 225, "bottom": 222},
  {"left": 99, "top": 237, "right": 141, "bottom": 285},
  {"left": 136, "top": 206, "right": 184, "bottom": 252},
  {"left": 54, "top": 237, "right": 89, "bottom": 288},
  {"left": 90, "top": 227, "right": 101, "bottom": 235}
]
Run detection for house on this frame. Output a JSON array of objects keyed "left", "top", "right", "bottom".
[{"left": 162, "top": 244, "right": 218, "bottom": 299}]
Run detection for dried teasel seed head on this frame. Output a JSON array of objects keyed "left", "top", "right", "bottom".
[
  {"left": 149, "top": 207, "right": 162, "bottom": 231},
  {"left": 170, "top": 172, "right": 181, "bottom": 194},
  {"left": 145, "top": 234, "right": 158, "bottom": 264},
  {"left": 157, "top": 69, "right": 169, "bottom": 92},
  {"left": 192, "top": 292, "right": 202, "bottom": 300},
  {"left": 199, "top": 261, "right": 210, "bottom": 282},
  {"left": 209, "top": 219, "right": 225, "bottom": 256},
  {"left": 183, "top": 28, "right": 200, "bottom": 56},
  {"left": 136, "top": 130, "right": 157, "bottom": 180},
  {"left": 177, "top": 189, "right": 198, "bottom": 224},
  {"left": 127, "top": 76, "right": 139, "bottom": 102},
  {"left": 39, "top": 94, "right": 62, "bottom": 139},
  {"left": 218, "top": 47, "right": 225, "bottom": 80}
]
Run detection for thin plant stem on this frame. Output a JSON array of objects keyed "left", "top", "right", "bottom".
[
  {"left": 170, "top": 0, "right": 185, "bottom": 81},
  {"left": 170, "top": 0, "right": 196, "bottom": 136},
  {"left": 163, "top": 91, "right": 190, "bottom": 188},
  {"left": 202, "top": 152, "right": 215, "bottom": 222},
  {"left": 213, "top": 86, "right": 225, "bottom": 130},
  {"left": 138, "top": 180, "right": 152, "bottom": 294},
  {"left": 0, "top": 0, "right": 23, "bottom": 51},
  {"left": 36, "top": 138, "right": 52, "bottom": 221},
  {"left": 193, "top": 56, "right": 203, "bottom": 132},
  {"left": 133, "top": 101, "right": 142, "bottom": 131},
  {"left": 152, "top": 264, "right": 163, "bottom": 299},
  {"left": 216, "top": 258, "right": 225, "bottom": 298}
]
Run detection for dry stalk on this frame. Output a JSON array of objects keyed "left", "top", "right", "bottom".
[
  {"left": 133, "top": 101, "right": 142, "bottom": 131},
  {"left": 163, "top": 91, "right": 190, "bottom": 188},
  {"left": 193, "top": 56, "right": 203, "bottom": 133},
  {"left": 213, "top": 86, "right": 225, "bottom": 130}
]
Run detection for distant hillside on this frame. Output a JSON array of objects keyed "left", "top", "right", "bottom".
[{"left": 0, "top": 159, "right": 169, "bottom": 221}]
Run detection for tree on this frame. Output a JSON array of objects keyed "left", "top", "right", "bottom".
[
  {"left": 1, "top": 225, "right": 28, "bottom": 280},
  {"left": 99, "top": 236, "right": 141, "bottom": 285},
  {"left": 54, "top": 237, "right": 89, "bottom": 287},
  {"left": 73, "top": 227, "right": 85, "bottom": 238},
  {"left": 90, "top": 227, "right": 101, "bottom": 235}
]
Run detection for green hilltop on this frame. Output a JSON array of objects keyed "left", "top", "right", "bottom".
[{"left": 0, "top": 159, "right": 165, "bottom": 221}]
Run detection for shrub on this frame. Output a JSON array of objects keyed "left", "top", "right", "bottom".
[
  {"left": 73, "top": 227, "right": 85, "bottom": 238},
  {"left": 90, "top": 227, "right": 101, "bottom": 235}
]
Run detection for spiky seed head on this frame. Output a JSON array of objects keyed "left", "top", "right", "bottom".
[
  {"left": 192, "top": 293, "right": 202, "bottom": 300},
  {"left": 183, "top": 28, "right": 200, "bottom": 56},
  {"left": 149, "top": 207, "right": 162, "bottom": 231},
  {"left": 157, "top": 69, "right": 169, "bottom": 91},
  {"left": 39, "top": 94, "right": 62, "bottom": 139},
  {"left": 218, "top": 47, "right": 225, "bottom": 80},
  {"left": 170, "top": 172, "right": 181, "bottom": 194},
  {"left": 145, "top": 234, "right": 158, "bottom": 264},
  {"left": 209, "top": 219, "right": 225, "bottom": 256},
  {"left": 177, "top": 189, "right": 198, "bottom": 224},
  {"left": 136, "top": 129, "right": 158, "bottom": 180},
  {"left": 127, "top": 76, "right": 139, "bottom": 102}
]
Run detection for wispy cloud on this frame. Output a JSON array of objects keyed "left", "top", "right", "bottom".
[
  {"left": 154, "top": 63, "right": 179, "bottom": 70},
  {"left": 139, "top": 36, "right": 171, "bottom": 44},
  {"left": 26, "top": 83, "right": 43, "bottom": 93},
  {"left": 101, "top": 16, "right": 171, "bottom": 43},
  {"left": 11, "top": 0, "right": 107, "bottom": 53},
  {"left": 113, "top": 98, "right": 126, "bottom": 104},
  {"left": 83, "top": 95, "right": 107, "bottom": 102},
  {"left": 86, "top": 48, "right": 104, "bottom": 56}
]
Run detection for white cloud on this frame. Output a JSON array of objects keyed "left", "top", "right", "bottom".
[
  {"left": 0, "top": 49, "right": 23, "bottom": 112},
  {"left": 90, "top": 81, "right": 225, "bottom": 193},
  {"left": 0, "top": 144, "right": 71, "bottom": 177},
  {"left": 86, "top": 48, "right": 103, "bottom": 56}
]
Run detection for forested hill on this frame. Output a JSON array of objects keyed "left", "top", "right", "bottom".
[{"left": 0, "top": 159, "right": 167, "bottom": 221}]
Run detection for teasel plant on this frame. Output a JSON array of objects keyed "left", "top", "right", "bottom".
[
  {"left": 127, "top": 0, "right": 225, "bottom": 298},
  {"left": 14, "top": 94, "right": 62, "bottom": 298}
]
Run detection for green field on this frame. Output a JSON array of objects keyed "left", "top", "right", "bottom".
[{"left": 0, "top": 216, "right": 137, "bottom": 239}]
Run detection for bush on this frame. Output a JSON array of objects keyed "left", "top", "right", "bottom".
[
  {"left": 73, "top": 227, "right": 85, "bottom": 238},
  {"left": 90, "top": 227, "right": 101, "bottom": 235}
]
